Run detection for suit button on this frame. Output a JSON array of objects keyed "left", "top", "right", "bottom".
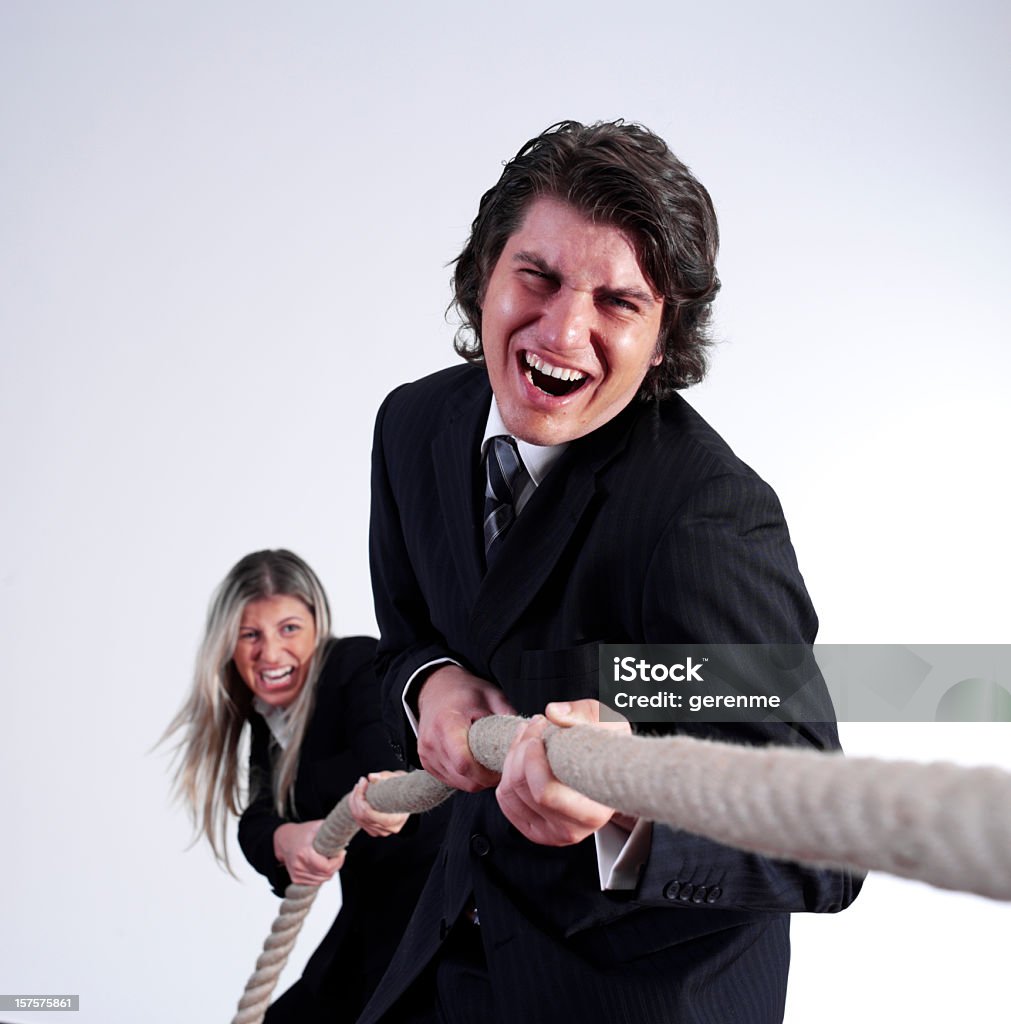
[
  {"left": 706, "top": 887, "right": 722, "bottom": 903},
  {"left": 470, "top": 833, "right": 491, "bottom": 857},
  {"left": 677, "top": 884, "right": 694, "bottom": 902},
  {"left": 392, "top": 742, "right": 405, "bottom": 760},
  {"left": 662, "top": 881, "right": 681, "bottom": 901},
  {"left": 692, "top": 886, "right": 707, "bottom": 904}
]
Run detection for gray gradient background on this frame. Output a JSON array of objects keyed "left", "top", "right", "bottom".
[{"left": 2, "top": 2, "right": 1008, "bottom": 1021}]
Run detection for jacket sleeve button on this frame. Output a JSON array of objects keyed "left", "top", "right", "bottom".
[
  {"left": 662, "top": 881, "right": 681, "bottom": 901},
  {"left": 705, "top": 887, "right": 722, "bottom": 903}
]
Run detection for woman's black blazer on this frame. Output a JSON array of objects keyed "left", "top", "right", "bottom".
[{"left": 239, "top": 635, "right": 445, "bottom": 1023}]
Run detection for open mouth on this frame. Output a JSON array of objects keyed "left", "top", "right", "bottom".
[
  {"left": 260, "top": 666, "right": 295, "bottom": 690},
  {"left": 523, "top": 352, "right": 589, "bottom": 397}
]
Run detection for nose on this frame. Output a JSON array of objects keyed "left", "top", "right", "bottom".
[
  {"left": 261, "top": 632, "right": 283, "bottom": 663},
  {"left": 540, "top": 287, "right": 594, "bottom": 351}
]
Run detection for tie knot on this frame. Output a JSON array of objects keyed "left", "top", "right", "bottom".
[{"left": 486, "top": 435, "right": 524, "bottom": 497}]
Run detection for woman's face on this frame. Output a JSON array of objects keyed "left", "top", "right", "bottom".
[{"left": 233, "top": 594, "right": 318, "bottom": 708}]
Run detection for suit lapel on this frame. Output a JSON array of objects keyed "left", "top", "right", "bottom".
[
  {"left": 432, "top": 374, "right": 490, "bottom": 608},
  {"left": 469, "top": 402, "right": 641, "bottom": 659}
]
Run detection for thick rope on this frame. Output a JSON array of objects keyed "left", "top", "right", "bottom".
[
  {"left": 231, "top": 716, "right": 1011, "bottom": 1023},
  {"left": 231, "top": 770, "right": 451, "bottom": 1024}
]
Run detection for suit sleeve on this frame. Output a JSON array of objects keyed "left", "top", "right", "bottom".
[
  {"left": 237, "top": 717, "right": 291, "bottom": 897},
  {"left": 369, "top": 388, "right": 456, "bottom": 764},
  {"left": 635, "top": 471, "right": 862, "bottom": 914}
]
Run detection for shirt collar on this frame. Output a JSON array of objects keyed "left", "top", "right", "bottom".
[
  {"left": 481, "top": 398, "right": 568, "bottom": 486},
  {"left": 253, "top": 696, "right": 294, "bottom": 750}
]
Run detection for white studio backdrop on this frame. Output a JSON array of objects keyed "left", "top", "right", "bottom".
[{"left": 1, "top": 1, "right": 1008, "bottom": 1021}]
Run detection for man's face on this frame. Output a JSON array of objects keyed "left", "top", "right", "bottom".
[{"left": 480, "top": 197, "right": 664, "bottom": 447}]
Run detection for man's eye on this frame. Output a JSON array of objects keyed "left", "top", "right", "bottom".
[{"left": 608, "top": 297, "right": 638, "bottom": 312}]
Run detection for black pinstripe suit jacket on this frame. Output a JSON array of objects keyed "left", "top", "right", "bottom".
[
  {"left": 364, "top": 364, "right": 860, "bottom": 1024},
  {"left": 238, "top": 637, "right": 446, "bottom": 1024}
]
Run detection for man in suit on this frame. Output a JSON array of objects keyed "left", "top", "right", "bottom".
[{"left": 365, "top": 120, "right": 860, "bottom": 1024}]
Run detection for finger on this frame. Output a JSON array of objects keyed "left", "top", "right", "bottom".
[
  {"left": 358, "top": 772, "right": 409, "bottom": 828},
  {"left": 497, "top": 719, "right": 557, "bottom": 840},
  {"left": 354, "top": 778, "right": 391, "bottom": 820},
  {"left": 521, "top": 734, "right": 615, "bottom": 827},
  {"left": 351, "top": 777, "right": 410, "bottom": 836},
  {"left": 499, "top": 717, "right": 615, "bottom": 845},
  {"left": 305, "top": 852, "right": 344, "bottom": 876},
  {"left": 292, "top": 864, "right": 338, "bottom": 886},
  {"left": 545, "top": 699, "right": 630, "bottom": 732},
  {"left": 360, "top": 816, "right": 395, "bottom": 837},
  {"left": 320, "top": 853, "right": 345, "bottom": 877},
  {"left": 349, "top": 780, "right": 382, "bottom": 835},
  {"left": 509, "top": 720, "right": 587, "bottom": 831},
  {"left": 304, "top": 843, "right": 344, "bottom": 870},
  {"left": 419, "top": 718, "right": 498, "bottom": 792},
  {"left": 544, "top": 700, "right": 582, "bottom": 725},
  {"left": 348, "top": 779, "right": 366, "bottom": 816},
  {"left": 366, "top": 812, "right": 408, "bottom": 836},
  {"left": 352, "top": 776, "right": 370, "bottom": 804}
]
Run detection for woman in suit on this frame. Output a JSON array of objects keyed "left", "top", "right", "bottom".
[{"left": 166, "top": 549, "right": 443, "bottom": 1023}]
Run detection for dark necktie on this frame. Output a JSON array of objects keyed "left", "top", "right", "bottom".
[{"left": 483, "top": 435, "right": 533, "bottom": 565}]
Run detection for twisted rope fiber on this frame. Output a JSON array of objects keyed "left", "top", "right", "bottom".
[
  {"left": 232, "top": 716, "right": 1011, "bottom": 1023},
  {"left": 231, "top": 770, "right": 452, "bottom": 1024}
]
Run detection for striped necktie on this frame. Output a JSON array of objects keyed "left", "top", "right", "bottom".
[{"left": 483, "top": 435, "right": 533, "bottom": 565}]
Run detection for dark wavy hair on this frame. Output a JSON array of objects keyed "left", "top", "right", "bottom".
[{"left": 452, "top": 120, "right": 721, "bottom": 399}]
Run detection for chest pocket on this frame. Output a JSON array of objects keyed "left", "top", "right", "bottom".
[{"left": 507, "top": 642, "right": 602, "bottom": 716}]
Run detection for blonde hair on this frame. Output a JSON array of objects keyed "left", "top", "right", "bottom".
[{"left": 164, "top": 550, "right": 333, "bottom": 867}]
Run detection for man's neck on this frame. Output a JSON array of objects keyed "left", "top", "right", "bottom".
[{"left": 482, "top": 398, "right": 568, "bottom": 486}]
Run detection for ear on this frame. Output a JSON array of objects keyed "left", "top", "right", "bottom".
[
  {"left": 650, "top": 335, "right": 664, "bottom": 367},
  {"left": 651, "top": 302, "right": 676, "bottom": 367}
]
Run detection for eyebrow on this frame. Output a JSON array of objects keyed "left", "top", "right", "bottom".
[
  {"left": 512, "top": 250, "right": 553, "bottom": 273},
  {"left": 238, "top": 615, "right": 307, "bottom": 630},
  {"left": 511, "top": 250, "right": 659, "bottom": 307}
]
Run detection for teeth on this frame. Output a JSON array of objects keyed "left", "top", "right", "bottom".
[
  {"left": 525, "top": 352, "right": 586, "bottom": 382},
  {"left": 262, "top": 667, "right": 294, "bottom": 681}
]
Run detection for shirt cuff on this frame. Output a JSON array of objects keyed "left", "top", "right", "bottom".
[
  {"left": 402, "top": 658, "right": 461, "bottom": 735},
  {"left": 595, "top": 818, "right": 652, "bottom": 890}
]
